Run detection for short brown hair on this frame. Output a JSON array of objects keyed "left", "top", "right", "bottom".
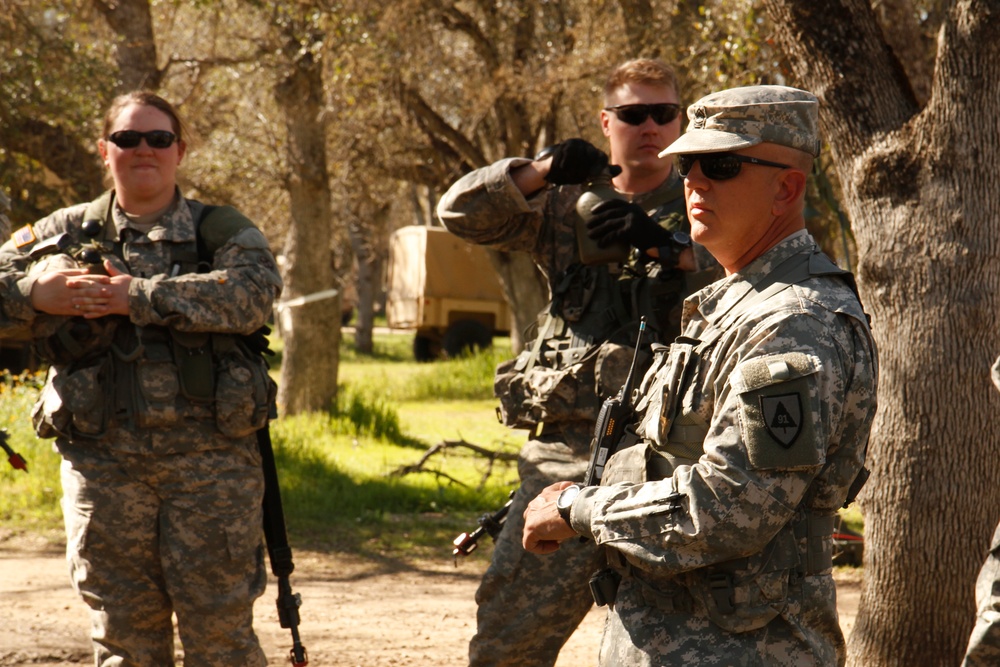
[
  {"left": 603, "top": 59, "right": 680, "bottom": 103},
  {"left": 102, "top": 91, "right": 185, "bottom": 141}
]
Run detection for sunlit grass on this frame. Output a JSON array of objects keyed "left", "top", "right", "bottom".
[{"left": 0, "top": 333, "right": 522, "bottom": 561}]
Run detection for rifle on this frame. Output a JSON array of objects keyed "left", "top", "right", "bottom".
[
  {"left": 250, "top": 328, "right": 308, "bottom": 666},
  {"left": 0, "top": 429, "right": 27, "bottom": 472},
  {"left": 583, "top": 317, "right": 647, "bottom": 486},
  {"left": 452, "top": 490, "right": 515, "bottom": 564}
]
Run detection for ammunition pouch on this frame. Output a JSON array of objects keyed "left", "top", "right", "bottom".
[
  {"left": 493, "top": 351, "right": 599, "bottom": 429},
  {"left": 32, "top": 324, "right": 275, "bottom": 441},
  {"left": 34, "top": 316, "right": 122, "bottom": 366},
  {"left": 129, "top": 330, "right": 181, "bottom": 428},
  {"left": 32, "top": 355, "right": 112, "bottom": 439},
  {"left": 214, "top": 337, "right": 277, "bottom": 438}
]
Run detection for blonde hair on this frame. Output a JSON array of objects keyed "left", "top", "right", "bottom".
[{"left": 603, "top": 59, "right": 680, "bottom": 103}]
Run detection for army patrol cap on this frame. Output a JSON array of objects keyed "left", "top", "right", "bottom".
[{"left": 659, "top": 85, "right": 821, "bottom": 158}]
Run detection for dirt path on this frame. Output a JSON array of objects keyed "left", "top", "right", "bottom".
[{"left": 0, "top": 532, "right": 860, "bottom": 666}]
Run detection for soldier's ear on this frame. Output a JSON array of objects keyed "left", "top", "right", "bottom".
[{"left": 771, "top": 168, "right": 807, "bottom": 217}]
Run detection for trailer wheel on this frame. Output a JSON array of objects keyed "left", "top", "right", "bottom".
[
  {"left": 443, "top": 319, "right": 493, "bottom": 358},
  {"left": 413, "top": 334, "right": 438, "bottom": 362}
]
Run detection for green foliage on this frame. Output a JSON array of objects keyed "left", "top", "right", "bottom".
[{"left": 0, "top": 372, "right": 63, "bottom": 530}]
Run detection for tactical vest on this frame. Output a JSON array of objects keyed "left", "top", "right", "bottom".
[
  {"left": 494, "top": 180, "right": 692, "bottom": 430},
  {"left": 30, "top": 191, "right": 276, "bottom": 442},
  {"left": 596, "top": 249, "right": 872, "bottom": 632}
]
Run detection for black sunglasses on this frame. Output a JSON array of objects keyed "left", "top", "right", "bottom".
[
  {"left": 604, "top": 103, "right": 683, "bottom": 126},
  {"left": 676, "top": 152, "right": 793, "bottom": 181},
  {"left": 107, "top": 130, "right": 178, "bottom": 150}
]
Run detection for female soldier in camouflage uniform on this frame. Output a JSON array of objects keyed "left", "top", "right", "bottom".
[{"left": 0, "top": 92, "right": 282, "bottom": 666}]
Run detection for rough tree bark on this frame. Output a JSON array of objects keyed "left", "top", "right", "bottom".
[
  {"left": 92, "top": 0, "right": 162, "bottom": 91},
  {"left": 761, "top": 1, "right": 1000, "bottom": 665},
  {"left": 274, "top": 45, "right": 340, "bottom": 416}
]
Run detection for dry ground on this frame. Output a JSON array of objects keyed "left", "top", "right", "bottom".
[{"left": 0, "top": 530, "right": 860, "bottom": 666}]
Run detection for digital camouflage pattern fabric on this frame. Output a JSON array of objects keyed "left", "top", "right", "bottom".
[
  {"left": 567, "top": 231, "right": 878, "bottom": 666},
  {"left": 963, "top": 520, "right": 1000, "bottom": 667},
  {"left": 660, "top": 85, "right": 821, "bottom": 158},
  {"left": 0, "top": 189, "right": 10, "bottom": 240},
  {"left": 0, "top": 190, "right": 282, "bottom": 666},
  {"left": 961, "top": 356, "right": 1000, "bottom": 666},
  {"left": 438, "top": 157, "right": 708, "bottom": 667}
]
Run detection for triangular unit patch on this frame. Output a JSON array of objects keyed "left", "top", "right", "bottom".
[{"left": 759, "top": 393, "right": 802, "bottom": 448}]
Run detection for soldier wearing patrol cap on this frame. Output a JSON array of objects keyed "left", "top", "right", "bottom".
[{"left": 523, "top": 85, "right": 878, "bottom": 666}]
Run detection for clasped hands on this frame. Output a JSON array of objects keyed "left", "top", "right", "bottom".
[{"left": 30, "top": 260, "right": 132, "bottom": 318}]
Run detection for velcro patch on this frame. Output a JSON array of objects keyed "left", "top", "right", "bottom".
[
  {"left": 13, "top": 224, "right": 36, "bottom": 248},
  {"left": 732, "top": 353, "right": 823, "bottom": 470}
]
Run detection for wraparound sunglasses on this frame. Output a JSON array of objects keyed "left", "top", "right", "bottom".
[
  {"left": 107, "top": 130, "right": 178, "bottom": 149},
  {"left": 676, "top": 152, "right": 792, "bottom": 181}
]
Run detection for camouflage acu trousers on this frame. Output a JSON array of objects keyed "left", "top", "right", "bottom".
[
  {"left": 59, "top": 436, "right": 268, "bottom": 667},
  {"left": 469, "top": 422, "right": 606, "bottom": 667}
]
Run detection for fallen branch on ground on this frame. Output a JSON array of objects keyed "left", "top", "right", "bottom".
[{"left": 389, "top": 439, "right": 518, "bottom": 487}]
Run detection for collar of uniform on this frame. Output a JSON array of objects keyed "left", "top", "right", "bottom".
[
  {"left": 691, "top": 229, "right": 815, "bottom": 326},
  {"left": 111, "top": 187, "right": 196, "bottom": 244},
  {"left": 627, "top": 170, "right": 682, "bottom": 206}
]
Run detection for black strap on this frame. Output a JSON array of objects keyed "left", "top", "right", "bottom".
[{"left": 258, "top": 421, "right": 309, "bottom": 665}]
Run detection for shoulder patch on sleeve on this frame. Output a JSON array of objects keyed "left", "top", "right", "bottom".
[
  {"left": 731, "top": 352, "right": 823, "bottom": 470},
  {"left": 13, "top": 224, "right": 36, "bottom": 248}
]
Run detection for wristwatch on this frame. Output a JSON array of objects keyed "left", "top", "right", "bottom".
[
  {"left": 658, "top": 230, "right": 692, "bottom": 270},
  {"left": 556, "top": 484, "right": 582, "bottom": 525}
]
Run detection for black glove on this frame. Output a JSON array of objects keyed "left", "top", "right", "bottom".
[
  {"left": 242, "top": 324, "right": 275, "bottom": 356},
  {"left": 584, "top": 199, "right": 673, "bottom": 249},
  {"left": 541, "top": 139, "right": 621, "bottom": 185}
]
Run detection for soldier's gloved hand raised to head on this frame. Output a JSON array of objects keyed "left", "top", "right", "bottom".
[
  {"left": 584, "top": 199, "right": 673, "bottom": 249},
  {"left": 539, "top": 139, "right": 622, "bottom": 185}
]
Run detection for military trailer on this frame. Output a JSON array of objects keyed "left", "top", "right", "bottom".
[{"left": 386, "top": 225, "right": 510, "bottom": 361}]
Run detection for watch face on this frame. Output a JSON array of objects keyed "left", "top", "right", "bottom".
[{"left": 557, "top": 485, "right": 581, "bottom": 509}]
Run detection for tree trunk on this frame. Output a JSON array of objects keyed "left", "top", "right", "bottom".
[
  {"left": 348, "top": 198, "right": 389, "bottom": 355},
  {"left": 274, "top": 47, "right": 339, "bottom": 416},
  {"left": 485, "top": 248, "right": 547, "bottom": 353},
  {"left": 762, "top": 1, "right": 1000, "bottom": 665},
  {"left": 91, "top": 0, "right": 161, "bottom": 91}
]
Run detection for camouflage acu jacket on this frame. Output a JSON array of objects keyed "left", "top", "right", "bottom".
[{"left": 0, "top": 189, "right": 283, "bottom": 452}]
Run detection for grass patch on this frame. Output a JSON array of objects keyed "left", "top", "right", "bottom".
[
  {"left": 0, "top": 371, "right": 64, "bottom": 531},
  {"left": 0, "top": 334, "right": 522, "bottom": 561}
]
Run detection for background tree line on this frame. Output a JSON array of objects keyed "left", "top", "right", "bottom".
[{"left": 1, "top": 1, "right": 997, "bottom": 665}]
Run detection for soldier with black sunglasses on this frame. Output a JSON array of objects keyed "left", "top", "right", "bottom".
[
  {"left": 437, "top": 59, "right": 720, "bottom": 667},
  {"left": 0, "top": 91, "right": 282, "bottom": 667},
  {"left": 524, "top": 85, "right": 877, "bottom": 667}
]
